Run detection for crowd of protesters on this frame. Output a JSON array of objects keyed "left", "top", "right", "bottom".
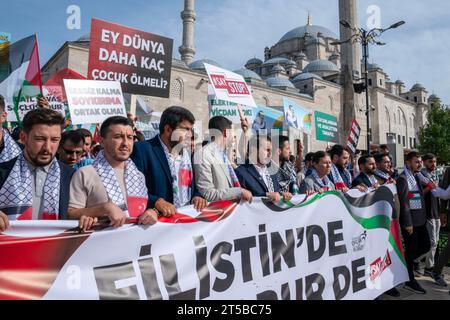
[{"left": 0, "top": 96, "right": 450, "bottom": 298}]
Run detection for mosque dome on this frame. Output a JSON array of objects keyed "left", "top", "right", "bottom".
[
  {"left": 272, "top": 64, "right": 286, "bottom": 73},
  {"left": 292, "top": 72, "right": 323, "bottom": 82},
  {"left": 233, "top": 68, "right": 262, "bottom": 80},
  {"left": 279, "top": 24, "right": 338, "bottom": 43},
  {"left": 245, "top": 57, "right": 263, "bottom": 66},
  {"left": 411, "top": 83, "right": 426, "bottom": 91},
  {"left": 189, "top": 59, "right": 222, "bottom": 71},
  {"left": 266, "top": 77, "right": 295, "bottom": 89},
  {"left": 262, "top": 57, "right": 296, "bottom": 67},
  {"left": 303, "top": 59, "right": 339, "bottom": 74}
]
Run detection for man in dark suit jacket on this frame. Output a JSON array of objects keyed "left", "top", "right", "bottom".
[
  {"left": 235, "top": 134, "right": 292, "bottom": 202},
  {"left": 397, "top": 151, "right": 431, "bottom": 294},
  {"left": 351, "top": 154, "right": 379, "bottom": 190},
  {"left": 0, "top": 109, "right": 74, "bottom": 232},
  {"left": 131, "top": 106, "right": 207, "bottom": 217}
]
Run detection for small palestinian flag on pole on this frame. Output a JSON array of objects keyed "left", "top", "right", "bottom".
[
  {"left": 346, "top": 119, "right": 361, "bottom": 154},
  {"left": 0, "top": 34, "right": 42, "bottom": 124}
]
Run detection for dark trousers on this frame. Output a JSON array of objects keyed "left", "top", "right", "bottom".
[
  {"left": 434, "top": 229, "right": 450, "bottom": 275},
  {"left": 401, "top": 224, "right": 431, "bottom": 282}
]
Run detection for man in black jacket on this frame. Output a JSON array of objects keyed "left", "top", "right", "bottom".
[
  {"left": 0, "top": 109, "right": 74, "bottom": 231},
  {"left": 397, "top": 151, "right": 431, "bottom": 294},
  {"left": 352, "top": 154, "right": 380, "bottom": 189}
]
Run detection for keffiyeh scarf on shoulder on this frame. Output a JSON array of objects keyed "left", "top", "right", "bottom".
[
  {"left": 311, "top": 168, "right": 334, "bottom": 191},
  {"left": 330, "top": 164, "right": 352, "bottom": 190},
  {"left": 404, "top": 168, "right": 422, "bottom": 210},
  {"left": 0, "top": 129, "right": 21, "bottom": 163},
  {"left": 93, "top": 150, "right": 148, "bottom": 217},
  {"left": 0, "top": 154, "right": 60, "bottom": 220}
]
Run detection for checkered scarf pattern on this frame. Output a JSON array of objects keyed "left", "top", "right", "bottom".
[
  {"left": 0, "top": 154, "right": 60, "bottom": 219},
  {"left": 310, "top": 168, "right": 334, "bottom": 191},
  {"left": 330, "top": 164, "right": 352, "bottom": 190},
  {"left": 159, "top": 137, "right": 193, "bottom": 208},
  {"left": 374, "top": 169, "right": 394, "bottom": 184},
  {"left": 277, "top": 161, "right": 296, "bottom": 193},
  {"left": 0, "top": 129, "right": 21, "bottom": 163},
  {"left": 404, "top": 168, "right": 422, "bottom": 210},
  {"left": 93, "top": 150, "right": 148, "bottom": 213}
]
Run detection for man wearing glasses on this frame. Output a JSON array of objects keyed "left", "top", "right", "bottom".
[{"left": 58, "top": 130, "right": 87, "bottom": 168}]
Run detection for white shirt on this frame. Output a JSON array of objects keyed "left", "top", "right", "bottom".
[{"left": 254, "top": 164, "right": 273, "bottom": 192}]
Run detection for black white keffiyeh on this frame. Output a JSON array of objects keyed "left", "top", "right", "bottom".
[
  {"left": 330, "top": 164, "right": 352, "bottom": 190},
  {"left": 310, "top": 168, "right": 334, "bottom": 190},
  {"left": 0, "top": 129, "right": 21, "bottom": 163},
  {"left": 404, "top": 168, "right": 422, "bottom": 210},
  {"left": 0, "top": 154, "right": 60, "bottom": 220},
  {"left": 93, "top": 150, "right": 148, "bottom": 217}
]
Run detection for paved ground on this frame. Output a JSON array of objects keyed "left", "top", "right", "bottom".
[{"left": 380, "top": 266, "right": 450, "bottom": 300}]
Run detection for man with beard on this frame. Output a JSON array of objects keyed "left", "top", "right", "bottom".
[
  {"left": 328, "top": 144, "right": 353, "bottom": 192},
  {"left": 276, "top": 135, "right": 297, "bottom": 194},
  {"left": 0, "top": 95, "right": 22, "bottom": 163},
  {"left": 68, "top": 116, "right": 157, "bottom": 231},
  {"left": 352, "top": 155, "right": 380, "bottom": 189},
  {"left": 0, "top": 109, "right": 74, "bottom": 231},
  {"left": 131, "top": 106, "right": 207, "bottom": 217},
  {"left": 235, "top": 134, "right": 292, "bottom": 202},
  {"left": 413, "top": 153, "right": 441, "bottom": 278},
  {"left": 195, "top": 116, "right": 253, "bottom": 203},
  {"left": 374, "top": 153, "right": 396, "bottom": 185},
  {"left": 397, "top": 151, "right": 430, "bottom": 294}
]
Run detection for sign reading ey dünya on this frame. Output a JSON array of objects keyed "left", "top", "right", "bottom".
[
  {"left": 204, "top": 63, "right": 257, "bottom": 108},
  {"left": 315, "top": 111, "right": 339, "bottom": 143},
  {"left": 88, "top": 18, "right": 173, "bottom": 98},
  {"left": 64, "top": 79, "right": 126, "bottom": 125}
]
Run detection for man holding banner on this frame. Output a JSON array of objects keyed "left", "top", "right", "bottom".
[
  {"left": 0, "top": 95, "right": 22, "bottom": 163},
  {"left": 235, "top": 134, "right": 292, "bottom": 202},
  {"left": 68, "top": 116, "right": 157, "bottom": 231},
  {"left": 0, "top": 108, "right": 74, "bottom": 230},
  {"left": 131, "top": 106, "right": 207, "bottom": 217},
  {"left": 195, "top": 116, "right": 253, "bottom": 203}
]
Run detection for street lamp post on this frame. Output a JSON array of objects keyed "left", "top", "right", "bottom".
[{"left": 332, "top": 20, "right": 405, "bottom": 152}]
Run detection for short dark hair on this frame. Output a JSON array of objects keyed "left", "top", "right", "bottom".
[
  {"left": 61, "top": 130, "right": 85, "bottom": 147},
  {"left": 100, "top": 116, "right": 134, "bottom": 138},
  {"left": 305, "top": 152, "right": 315, "bottom": 162},
  {"left": 329, "top": 144, "right": 348, "bottom": 159},
  {"left": 159, "top": 106, "right": 195, "bottom": 135},
  {"left": 422, "top": 153, "right": 436, "bottom": 161},
  {"left": 374, "top": 153, "right": 390, "bottom": 164},
  {"left": 0, "top": 95, "right": 4, "bottom": 112},
  {"left": 278, "top": 135, "right": 289, "bottom": 149},
  {"left": 22, "top": 108, "right": 65, "bottom": 134},
  {"left": 312, "top": 151, "right": 328, "bottom": 164},
  {"left": 405, "top": 151, "right": 421, "bottom": 162},
  {"left": 77, "top": 128, "right": 93, "bottom": 139},
  {"left": 358, "top": 154, "right": 375, "bottom": 167},
  {"left": 380, "top": 144, "right": 388, "bottom": 150},
  {"left": 209, "top": 116, "right": 232, "bottom": 134},
  {"left": 11, "top": 127, "right": 21, "bottom": 142}
]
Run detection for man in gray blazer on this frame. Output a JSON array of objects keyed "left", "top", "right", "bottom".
[{"left": 194, "top": 116, "right": 253, "bottom": 203}]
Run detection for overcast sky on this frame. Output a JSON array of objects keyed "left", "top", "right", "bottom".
[{"left": 2, "top": 0, "right": 449, "bottom": 103}]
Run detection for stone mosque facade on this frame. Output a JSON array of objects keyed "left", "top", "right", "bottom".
[{"left": 41, "top": 0, "right": 436, "bottom": 153}]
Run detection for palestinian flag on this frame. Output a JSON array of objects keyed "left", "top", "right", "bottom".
[{"left": 0, "top": 34, "right": 42, "bottom": 123}]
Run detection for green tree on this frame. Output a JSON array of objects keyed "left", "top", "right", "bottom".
[{"left": 418, "top": 96, "right": 450, "bottom": 164}]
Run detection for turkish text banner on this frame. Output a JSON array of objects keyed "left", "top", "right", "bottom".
[{"left": 0, "top": 186, "right": 407, "bottom": 300}]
